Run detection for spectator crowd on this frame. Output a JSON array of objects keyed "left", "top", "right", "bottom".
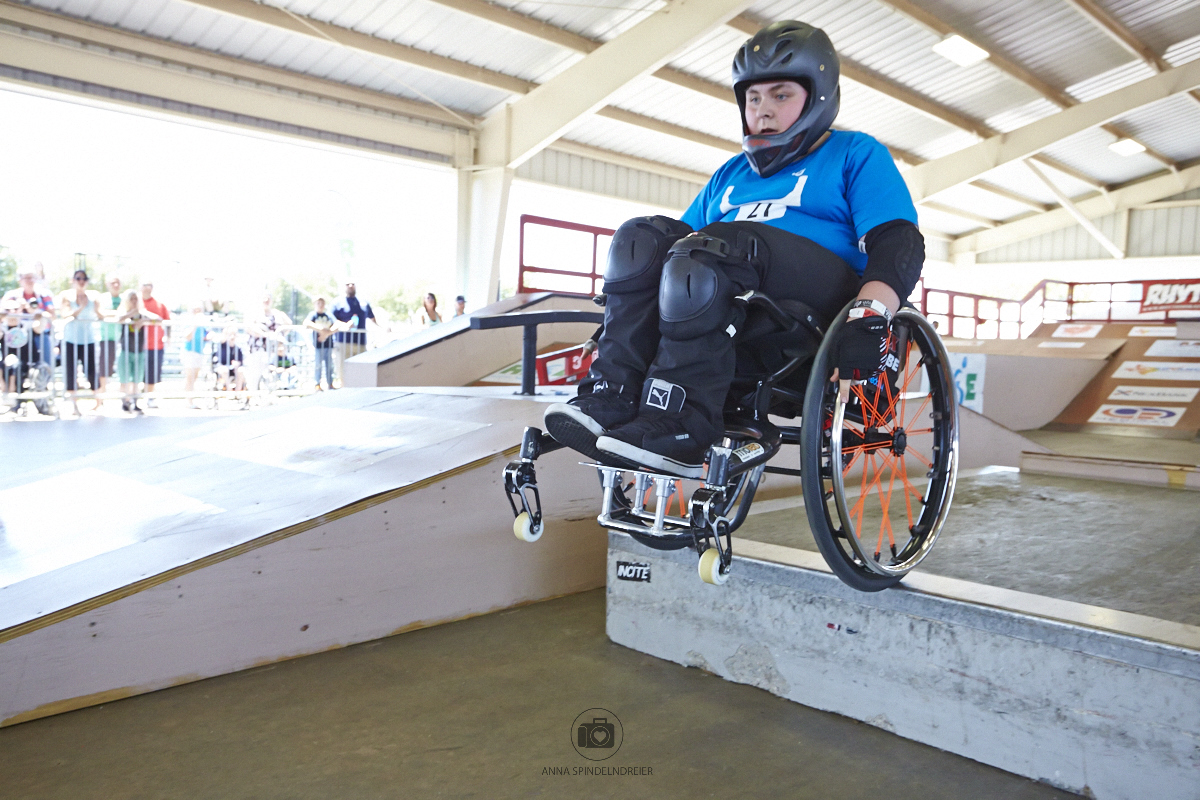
[{"left": 0, "top": 268, "right": 421, "bottom": 418}]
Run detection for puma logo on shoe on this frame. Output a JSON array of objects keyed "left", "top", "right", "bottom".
[{"left": 643, "top": 378, "right": 685, "bottom": 413}]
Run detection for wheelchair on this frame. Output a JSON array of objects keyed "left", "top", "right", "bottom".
[{"left": 501, "top": 291, "right": 959, "bottom": 593}]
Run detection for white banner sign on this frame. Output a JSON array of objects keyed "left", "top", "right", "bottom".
[
  {"left": 1108, "top": 385, "right": 1199, "bottom": 403},
  {"left": 1038, "top": 341, "right": 1085, "bottom": 348},
  {"left": 1088, "top": 404, "right": 1186, "bottom": 427},
  {"left": 1111, "top": 361, "right": 1200, "bottom": 381},
  {"left": 951, "top": 353, "right": 985, "bottom": 414},
  {"left": 1144, "top": 339, "right": 1200, "bottom": 359},
  {"left": 1052, "top": 323, "right": 1103, "bottom": 338},
  {"left": 1128, "top": 326, "right": 1176, "bottom": 337}
]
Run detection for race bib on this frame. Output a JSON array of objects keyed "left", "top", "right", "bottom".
[{"left": 733, "top": 202, "right": 788, "bottom": 221}]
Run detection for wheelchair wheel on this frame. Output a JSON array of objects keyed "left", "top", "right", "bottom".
[{"left": 801, "top": 307, "right": 958, "bottom": 592}]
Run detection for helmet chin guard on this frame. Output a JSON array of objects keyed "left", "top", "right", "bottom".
[{"left": 733, "top": 21, "right": 841, "bottom": 178}]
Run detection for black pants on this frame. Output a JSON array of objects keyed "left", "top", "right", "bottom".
[
  {"left": 588, "top": 220, "right": 861, "bottom": 444},
  {"left": 64, "top": 342, "right": 98, "bottom": 391}
]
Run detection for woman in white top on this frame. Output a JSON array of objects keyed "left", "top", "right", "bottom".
[{"left": 58, "top": 269, "right": 102, "bottom": 414}]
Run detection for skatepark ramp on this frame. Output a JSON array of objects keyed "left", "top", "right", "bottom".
[
  {"left": 942, "top": 321, "right": 1200, "bottom": 440},
  {"left": 342, "top": 292, "right": 600, "bottom": 389},
  {"left": 0, "top": 389, "right": 607, "bottom": 727}
]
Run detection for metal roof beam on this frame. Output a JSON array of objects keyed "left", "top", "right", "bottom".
[
  {"left": 1024, "top": 159, "right": 1125, "bottom": 258},
  {"left": 0, "top": 25, "right": 464, "bottom": 159},
  {"left": 0, "top": 0, "right": 478, "bottom": 128},
  {"left": 951, "top": 159, "right": 1200, "bottom": 255},
  {"left": 178, "top": 0, "right": 534, "bottom": 95},
  {"left": 904, "top": 57, "right": 1200, "bottom": 202},
  {"left": 476, "top": 0, "right": 753, "bottom": 169}
]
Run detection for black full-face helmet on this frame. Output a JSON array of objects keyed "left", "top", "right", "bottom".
[{"left": 732, "top": 21, "right": 841, "bottom": 178}]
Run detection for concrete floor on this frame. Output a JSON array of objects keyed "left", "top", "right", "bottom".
[
  {"left": 0, "top": 590, "right": 1079, "bottom": 800},
  {"left": 740, "top": 470, "right": 1200, "bottom": 625}
]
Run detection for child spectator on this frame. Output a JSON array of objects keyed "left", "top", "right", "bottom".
[
  {"left": 305, "top": 296, "right": 336, "bottom": 390},
  {"left": 215, "top": 326, "right": 244, "bottom": 392},
  {"left": 115, "top": 290, "right": 159, "bottom": 414}
]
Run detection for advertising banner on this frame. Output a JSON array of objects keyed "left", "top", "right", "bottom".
[
  {"left": 1144, "top": 339, "right": 1200, "bottom": 359},
  {"left": 1052, "top": 323, "right": 1103, "bottom": 338},
  {"left": 1140, "top": 280, "right": 1200, "bottom": 313},
  {"left": 1111, "top": 361, "right": 1200, "bottom": 381},
  {"left": 1087, "top": 405, "right": 1186, "bottom": 427},
  {"left": 1108, "top": 385, "right": 1199, "bottom": 403},
  {"left": 1128, "top": 325, "right": 1175, "bottom": 337},
  {"left": 951, "top": 353, "right": 985, "bottom": 414}
]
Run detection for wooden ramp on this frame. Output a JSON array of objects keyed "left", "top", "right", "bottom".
[
  {"left": 1034, "top": 322, "right": 1200, "bottom": 439},
  {"left": 0, "top": 389, "right": 606, "bottom": 727}
]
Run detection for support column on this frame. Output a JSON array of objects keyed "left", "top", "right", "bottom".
[{"left": 455, "top": 166, "right": 514, "bottom": 308}]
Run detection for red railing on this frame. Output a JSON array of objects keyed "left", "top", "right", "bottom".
[
  {"left": 517, "top": 215, "right": 1195, "bottom": 340},
  {"left": 916, "top": 279, "right": 1195, "bottom": 339},
  {"left": 517, "top": 214, "right": 615, "bottom": 297}
]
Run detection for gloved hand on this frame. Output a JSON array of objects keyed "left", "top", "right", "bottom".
[{"left": 836, "top": 312, "right": 889, "bottom": 382}]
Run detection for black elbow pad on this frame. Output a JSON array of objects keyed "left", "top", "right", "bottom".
[{"left": 861, "top": 220, "right": 924, "bottom": 302}]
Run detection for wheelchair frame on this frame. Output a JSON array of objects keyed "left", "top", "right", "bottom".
[{"left": 502, "top": 293, "right": 959, "bottom": 593}]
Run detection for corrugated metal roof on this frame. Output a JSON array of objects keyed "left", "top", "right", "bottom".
[
  {"left": 494, "top": 0, "right": 662, "bottom": 43},
  {"left": 1040, "top": 126, "right": 1165, "bottom": 186},
  {"left": 1110, "top": 94, "right": 1200, "bottom": 163},
  {"left": 1105, "top": 0, "right": 1200, "bottom": 54},
  {"left": 1066, "top": 58, "right": 1156, "bottom": 103},
  {"left": 564, "top": 114, "right": 734, "bottom": 176},
  {"left": 930, "top": 0, "right": 1132, "bottom": 88}
]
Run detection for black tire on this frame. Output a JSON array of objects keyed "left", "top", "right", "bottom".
[{"left": 801, "top": 306, "right": 958, "bottom": 592}]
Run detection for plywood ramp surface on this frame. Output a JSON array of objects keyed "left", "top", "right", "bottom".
[{"left": 0, "top": 390, "right": 589, "bottom": 636}]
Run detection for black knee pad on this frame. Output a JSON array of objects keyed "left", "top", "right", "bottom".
[
  {"left": 603, "top": 216, "right": 693, "bottom": 294},
  {"left": 658, "top": 238, "right": 741, "bottom": 341}
]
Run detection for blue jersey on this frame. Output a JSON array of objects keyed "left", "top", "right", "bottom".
[{"left": 681, "top": 131, "right": 916, "bottom": 275}]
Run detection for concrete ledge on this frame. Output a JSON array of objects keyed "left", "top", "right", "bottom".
[
  {"left": 1021, "top": 451, "right": 1200, "bottom": 490},
  {"left": 607, "top": 532, "right": 1200, "bottom": 800}
]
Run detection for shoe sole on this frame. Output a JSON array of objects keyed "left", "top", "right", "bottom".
[
  {"left": 596, "top": 436, "right": 705, "bottom": 480},
  {"left": 544, "top": 404, "right": 605, "bottom": 461}
]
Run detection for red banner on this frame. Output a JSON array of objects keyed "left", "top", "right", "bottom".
[{"left": 1141, "top": 279, "right": 1200, "bottom": 313}]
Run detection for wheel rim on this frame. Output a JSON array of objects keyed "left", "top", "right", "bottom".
[{"left": 824, "top": 311, "right": 958, "bottom": 577}]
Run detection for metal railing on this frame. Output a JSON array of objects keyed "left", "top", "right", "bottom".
[
  {"left": 1, "top": 313, "right": 382, "bottom": 417},
  {"left": 915, "top": 278, "right": 1198, "bottom": 339},
  {"left": 517, "top": 214, "right": 614, "bottom": 297}
]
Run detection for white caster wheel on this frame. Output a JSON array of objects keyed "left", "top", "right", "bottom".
[
  {"left": 513, "top": 511, "right": 543, "bottom": 543},
  {"left": 698, "top": 548, "right": 728, "bottom": 585}
]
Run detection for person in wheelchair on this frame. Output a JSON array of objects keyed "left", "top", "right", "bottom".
[{"left": 544, "top": 20, "right": 923, "bottom": 479}]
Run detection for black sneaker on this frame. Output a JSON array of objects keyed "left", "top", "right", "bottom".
[
  {"left": 597, "top": 414, "right": 707, "bottom": 479},
  {"left": 544, "top": 390, "right": 637, "bottom": 461}
]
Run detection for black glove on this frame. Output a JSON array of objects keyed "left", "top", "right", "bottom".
[{"left": 836, "top": 313, "right": 889, "bottom": 381}]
